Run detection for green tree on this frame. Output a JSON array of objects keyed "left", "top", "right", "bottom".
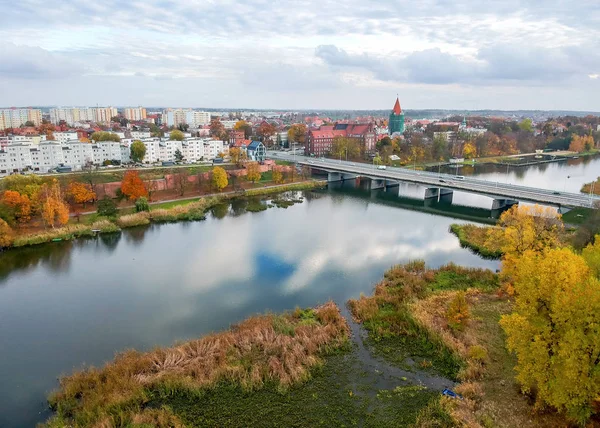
[
  {"left": 500, "top": 248, "right": 600, "bottom": 424},
  {"left": 174, "top": 149, "right": 184, "bottom": 163},
  {"left": 518, "top": 118, "right": 533, "bottom": 133},
  {"left": 130, "top": 140, "right": 146, "bottom": 164},
  {"left": 432, "top": 134, "right": 448, "bottom": 161},
  {"left": 135, "top": 197, "right": 150, "bottom": 212},
  {"left": 211, "top": 166, "right": 228, "bottom": 191},
  {"left": 170, "top": 130, "right": 185, "bottom": 141},
  {"left": 91, "top": 131, "right": 121, "bottom": 142},
  {"left": 97, "top": 196, "right": 118, "bottom": 216}
]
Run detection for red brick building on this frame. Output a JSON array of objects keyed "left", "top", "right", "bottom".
[{"left": 305, "top": 123, "right": 376, "bottom": 156}]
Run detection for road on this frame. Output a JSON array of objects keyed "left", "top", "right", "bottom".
[{"left": 268, "top": 151, "right": 600, "bottom": 208}]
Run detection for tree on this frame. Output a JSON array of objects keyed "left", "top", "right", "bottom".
[
  {"left": 446, "top": 291, "right": 470, "bottom": 332},
  {"left": 135, "top": 197, "right": 149, "bottom": 212},
  {"left": 301, "top": 165, "right": 312, "bottom": 180},
  {"left": 229, "top": 147, "right": 243, "bottom": 165},
  {"left": 582, "top": 236, "right": 600, "bottom": 278},
  {"left": 0, "top": 218, "right": 14, "bottom": 248},
  {"left": 145, "top": 180, "right": 159, "bottom": 202},
  {"left": 24, "top": 120, "right": 35, "bottom": 127},
  {"left": 170, "top": 130, "right": 185, "bottom": 141},
  {"left": 373, "top": 154, "right": 383, "bottom": 165},
  {"left": 209, "top": 119, "right": 226, "bottom": 139},
  {"left": 246, "top": 162, "right": 262, "bottom": 183},
  {"left": 569, "top": 134, "right": 594, "bottom": 153},
  {"left": 174, "top": 149, "right": 184, "bottom": 163},
  {"left": 97, "top": 196, "right": 117, "bottom": 216},
  {"left": 462, "top": 142, "right": 477, "bottom": 159},
  {"left": 91, "top": 131, "right": 121, "bottom": 142},
  {"left": 272, "top": 167, "right": 283, "bottom": 184},
  {"left": 173, "top": 169, "right": 189, "bottom": 196},
  {"left": 518, "top": 118, "right": 533, "bottom": 133},
  {"left": 130, "top": 140, "right": 146, "bottom": 163},
  {"left": 500, "top": 248, "right": 600, "bottom": 424},
  {"left": 66, "top": 182, "right": 96, "bottom": 207},
  {"left": 258, "top": 122, "right": 276, "bottom": 146},
  {"left": 40, "top": 181, "right": 69, "bottom": 228},
  {"left": 211, "top": 166, "right": 228, "bottom": 191},
  {"left": 2, "top": 190, "right": 32, "bottom": 225},
  {"left": 121, "top": 171, "right": 148, "bottom": 200},
  {"left": 287, "top": 124, "right": 307, "bottom": 146},
  {"left": 234, "top": 120, "right": 253, "bottom": 139}
]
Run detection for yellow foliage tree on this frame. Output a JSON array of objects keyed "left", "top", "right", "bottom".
[
  {"left": 66, "top": 182, "right": 96, "bottom": 207},
  {"left": 500, "top": 248, "right": 600, "bottom": 424},
  {"left": 0, "top": 219, "right": 15, "bottom": 248},
  {"left": 462, "top": 142, "right": 477, "bottom": 159},
  {"left": 211, "top": 167, "right": 228, "bottom": 192},
  {"left": 41, "top": 181, "right": 70, "bottom": 228},
  {"left": 446, "top": 291, "right": 470, "bottom": 332},
  {"left": 272, "top": 168, "right": 283, "bottom": 184},
  {"left": 2, "top": 190, "right": 32, "bottom": 224},
  {"left": 582, "top": 235, "right": 600, "bottom": 278},
  {"left": 569, "top": 135, "right": 594, "bottom": 153},
  {"left": 246, "top": 162, "right": 262, "bottom": 183}
]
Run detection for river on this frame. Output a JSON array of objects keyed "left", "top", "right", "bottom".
[{"left": 1, "top": 156, "right": 598, "bottom": 427}]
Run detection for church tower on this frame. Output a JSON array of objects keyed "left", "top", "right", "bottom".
[{"left": 388, "top": 97, "right": 405, "bottom": 135}]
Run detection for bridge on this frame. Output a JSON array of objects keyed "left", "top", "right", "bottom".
[{"left": 269, "top": 152, "right": 600, "bottom": 209}]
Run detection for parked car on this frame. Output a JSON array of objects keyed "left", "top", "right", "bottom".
[{"left": 455, "top": 175, "right": 465, "bottom": 180}]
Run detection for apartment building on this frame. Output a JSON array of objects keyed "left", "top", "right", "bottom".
[
  {"left": 123, "top": 107, "right": 147, "bottom": 121},
  {"left": 62, "top": 142, "right": 94, "bottom": 167},
  {"left": 49, "top": 107, "right": 117, "bottom": 124},
  {"left": 54, "top": 132, "right": 79, "bottom": 144},
  {"left": 0, "top": 108, "right": 43, "bottom": 129},
  {"left": 163, "top": 109, "right": 188, "bottom": 127},
  {"left": 185, "top": 111, "right": 211, "bottom": 127},
  {"left": 130, "top": 131, "right": 152, "bottom": 140}
]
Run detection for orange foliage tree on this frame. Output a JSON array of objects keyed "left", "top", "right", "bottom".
[
  {"left": 0, "top": 218, "right": 14, "bottom": 247},
  {"left": 121, "top": 171, "right": 148, "bottom": 200},
  {"left": 66, "top": 182, "right": 96, "bottom": 207},
  {"left": 2, "top": 190, "right": 32, "bottom": 224},
  {"left": 569, "top": 135, "right": 594, "bottom": 153},
  {"left": 40, "top": 181, "right": 70, "bottom": 228}
]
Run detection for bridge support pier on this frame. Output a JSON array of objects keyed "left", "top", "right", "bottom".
[
  {"left": 492, "top": 199, "right": 518, "bottom": 211},
  {"left": 385, "top": 180, "right": 399, "bottom": 189},
  {"left": 341, "top": 173, "right": 357, "bottom": 181},
  {"left": 327, "top": 172, "right": 342, "bottom": 182},
  {"left": 425, "top": 187, "right": 453, "bottom": 204},
  {"left": 370, "top": 179, "right": 385, "bottom": 190}
]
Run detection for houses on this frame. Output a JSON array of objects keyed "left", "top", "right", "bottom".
[
  {"left": 247, "top": 141, "right": 266, "bottom": 162},
  {"left": 305, "top": 123, "right": 376, "bottom": 156}
]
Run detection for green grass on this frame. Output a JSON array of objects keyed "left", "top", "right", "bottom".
[
  {"left": 149, "top": 347, "right": 443, "bottom": 428},
  {"left": 150, "top": 198, "right": 201, "bottom": 210},
  {"left": 562, "top": 207, "right": 595, "bottom": 225},
  {"left": 449, "top": 224, "right": 502, "bottom": 259},
  {"left": 432, "top": 264, "right": 499, "bottom": 292}
]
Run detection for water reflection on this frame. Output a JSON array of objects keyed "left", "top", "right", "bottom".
[{"left": 0, "top": 189, "right": 500, "bottom": 427}]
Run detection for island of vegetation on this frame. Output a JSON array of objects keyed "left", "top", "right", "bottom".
[{"left": 43, "top": 203, "right": 600, "bottom": 427}]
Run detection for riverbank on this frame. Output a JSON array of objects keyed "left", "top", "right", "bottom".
[
  {"left": 449, "top": 224, "right": 503, "bottom": 259},
  {"left": 3, "top": 180, "right": 326, "bottom": 249}
]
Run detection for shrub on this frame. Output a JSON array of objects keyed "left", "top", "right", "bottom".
[
  {"left": 467, "top": 345, "right": 488, "bottom": 364},
  {"left": 97, "top": 196, "right": 118, "bottom": 217},
  {"left": 135, "top": 197, "right": 149, "bottom": 212},
  {"left": 90, "top": 219, "right": 120, "bottom": 234},
  {"left": 446, "top": 291, "right": 470, "bottom": 332},
  {"left": 116, "top": 212, "right": 150, "bottom": 228}
]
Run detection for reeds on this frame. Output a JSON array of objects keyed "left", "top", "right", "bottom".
[
  {"left": 90, "top": 219, "right": 120, "bottom": 233},
  {"left": 13, "top": 224, "right": 94, "bottom": 247},
  {"left": 116, "top": 212, "right": 150, "bottom": 228},
  {"left": 45, "top": 301, "right": 349, "bottom": 427},
  {"left": 244, "top": 180, "right": 325, "bottom": 197}
]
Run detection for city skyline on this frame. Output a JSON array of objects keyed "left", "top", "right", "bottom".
[{"left": 1, "top": 1, "right": 599, "bottom": 111}]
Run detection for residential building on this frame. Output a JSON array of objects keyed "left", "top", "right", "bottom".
[
  {"left": 123, "top": 107, "right": 147, "bottom": 121},
  {"left": 305, "top": 123, "right": 376, "bottom": 156},
  {"left": 276, "top": 131, "right": 289, "bottom": 147},
  {"left": 229, "top": 130, "right": 245, "bottom": 146},
  {"left": 130, "top": 130, "right": 151, "bottom": 140},
  {"left": 247, "top": 141, "right": 266, "bottom": 162},
  {"left": 0, "top": 108, "right": 43, "bottom": 129},
  {"left": 49, "top": 107, "right": 116, "bottom": 124},
  {"left": 62, "top": 142, "right": 94, "bottom": 168},
  {"left": 30, "top": 142, "right": 65, "bottom": 173},
  {"left": 388, "top": 97, "right": 405, "bottom": 135},
  {"left": 163, "top": 108, "right": 188, "bottom": 127},
  {"left": 54, "top": 132, "right": 79, "bottom": 144},
  {"left": 185, "top": 111, "right": 211, "bottom": 127}
]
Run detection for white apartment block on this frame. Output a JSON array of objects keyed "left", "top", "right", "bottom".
[
  {"left": 62, "top": 142, "right": 94, "bottom": 168},
  {"left": 163, "top": 109, "right": 188, "bottom": 127},
  {"left": 49, "top": 107, "right": 117, "bottom": 124},
  {"left": 185, "top": 111, "right": 211, "bottom": 127},
  {"left": 0, "top": 108, "right": 42, "bottom": 129},
  {"left": 92, "top": 142, "right": 124, "bottom": 164},
  {"left": 130, "top": 130, "right": 151, "bottom": 140},
  {"left": 221, "top": 120, "right": 237, "bottom": 129},
  {"left": 123, "top": 107, "right": 147, "bottom": 121},
  {"left": 54, "top": 132, "right": 79, "bottom": 144}
]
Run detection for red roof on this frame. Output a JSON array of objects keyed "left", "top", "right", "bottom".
[
  {"left": 309, "top": 129, "right": 346, "bottom": 139},
  {"left": 392, "top": 98, "right": 402, "bottom": 115},
  {"left": 234, "top": 139, "right": 251, "bottom": 147}
]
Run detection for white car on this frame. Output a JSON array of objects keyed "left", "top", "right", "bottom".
[{"left": 377, "top": 165, "right": 387, "bottom": 170}]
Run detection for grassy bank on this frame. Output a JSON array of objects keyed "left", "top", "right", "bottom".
[
  {"left": 581, "top": 178, "right": 600, "bottom": 196},
  {"left": 45, "top": 302, "right": 350, "bottom": 427},
  {"left": 562, "top": 206, "right": 596, "bottom": 224},
  {"left": 3, "top": 181, "right": 327, "bottom": 250},
  {"left": 449, "top": 224, "right": 503, "bottom": 258}
]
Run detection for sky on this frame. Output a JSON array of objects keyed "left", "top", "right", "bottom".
[{"left": 1, "top": 0, "right": 599, "bottom": 111}]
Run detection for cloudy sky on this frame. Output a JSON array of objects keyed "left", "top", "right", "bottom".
[{"left": 1, "top": 0, "right": 599, "bottom": 110}]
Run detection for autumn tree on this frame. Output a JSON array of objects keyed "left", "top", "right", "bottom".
[
  {"left": 91, "top": 131, "right": 121, "bottom": 142},
  {"left": 287, "top": 124, "right": 307, "bottom": 146},
  {"left": 246, "top": 162, "right": 262, "bottom": 183},
  {"left": 0, "top": 219, "right": 15, "bottom": 248},
  {"left": 130, "top": 140, "right": 146, "bottom": 163},
  {"left": 173, "top": 169, "right": 189, "bottom": 196},
  {"left": 569, "top": 134, "right": 594, "bottom": 153},
  {"left": 145, "top": 179, "right": 160, "bottom": 202},
  {"left": 2, "top": 190, "right": 32, "bottom": 225},
  {"left": 446, "top": 291, "right": 470, "bottom": 332},
  {"left": 460, "top": 142, "right": 475, "bottom": 159},
  {"left": 121, "top": 171, "right": 148, "bottom": 200},
  {"left": 272, "top": 167, "right": 283, "bottom": 184},
  {"left": 209, "top": 118, "right": 226, "bottom": 140},
  {"left": 432, "top": 134, "right": 448, "bottom": 161},
  {"left": 301, "top": 165, "right": 312, "bottom": 180},
  {"left": 234, "top": 120, "right": 253, "bottom": 139},
  {"left": 257, "top": 122, "right": 276, "bottom": 147},
  {"left": 66, "top": 182, "right": 96, "bottom": 207},
  {"left": 229, "top": 147, "right": 242, "bottom": 165},
  {"left": 169, "top": 130, "right": 184, "bottom": 141},
  {"left": 500, "top": 248, "right": 600, "bottom": 424},
  {"left": 40, "top": 181, "right": 70, "bottom": 228},
  {"left": 211, "top": 166, "right": 228, "bottom": 191}
]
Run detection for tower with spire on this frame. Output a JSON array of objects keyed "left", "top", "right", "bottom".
[{"left": 388, "top": 96, "right": 405, "bottom": 135}]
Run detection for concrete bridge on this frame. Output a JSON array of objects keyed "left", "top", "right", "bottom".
[{"left": 270, "top": 152, "right": 600, "bottom": 209}]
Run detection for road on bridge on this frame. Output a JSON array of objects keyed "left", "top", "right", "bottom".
[{"left": 268, "top": 151, "right": 600, "bottom": 208}]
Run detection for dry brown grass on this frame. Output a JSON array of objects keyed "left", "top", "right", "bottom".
[
  {"left": 46, "top": 301, "right": 349, "bottom": 427},
  {"left": 116, "top": 212, "right": 150, "bottom": 228}
]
